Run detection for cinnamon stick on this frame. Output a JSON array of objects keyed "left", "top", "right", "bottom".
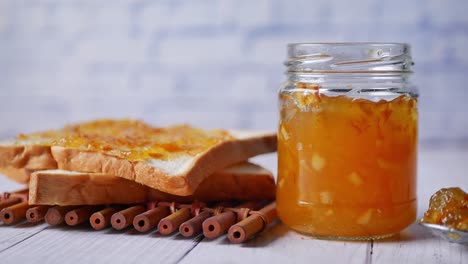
[
  {"left": 65, "top": 206, "right": 104, "bottom": 226},
  {"left": 158, "top": 207, "right": 191, "bottom": 235},
  {"left": 146, "top": 201, "right": 158, "bottom": 210},
  {"left": 133, "top": 206, "right": 170, "bottom": 233},
  {"left": 3, "top": 188, "right": 29, "bottom": 201},
  {"left": 203, "top": 201, "right": 258, "bottom": 239},
  {"left": 202, "top": 210, "right": 236, "bottom": 239},
  {"left": 179, "top": 211, "right": 211, "bottom": 237},
  {"left": 0, "top": 201, "right": 34, "bottom": 225},
  {"left": 90, "top": 207, "right": 121, "bottom": 230},
  {"left": 45, "top": 206, "right": 80, "bottom": 226},
  {"left": 111, "top": 205, "right": 146, "bottom": 230},
  {"left": 26, "top": 205, "right": 52, "bottom": 223},
  {"left": 228, "top": 202, "right": 277, "bottom": 243},
  {"left": 0, "top": 197, "right": 22, "bottom": 211}
]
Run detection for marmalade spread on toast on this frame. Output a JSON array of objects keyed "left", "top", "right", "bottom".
[
  {"left": 16, "top": 119, "right": 233, "bottom": 161},
  {"left": 422, "top": 187, "right": 468, "bottom": 231},
  {"left": 277, "top": 83, "right": 418, "bottom": 237}
]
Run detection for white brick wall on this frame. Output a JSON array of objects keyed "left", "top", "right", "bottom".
[
  {"left": 0, "top": 0, "right": 467, "bottom": 145},
  {"left": 158, "top": 35, "right": 245, "bottom": 68}
]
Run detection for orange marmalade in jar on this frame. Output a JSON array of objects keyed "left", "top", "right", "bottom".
[{"left": 277, "top": 43, "right": 418, "bottom": 240}]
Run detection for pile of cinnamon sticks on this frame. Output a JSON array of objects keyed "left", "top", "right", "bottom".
[{"left": 0, "top": 189, "right": 276, "bottom": 243}]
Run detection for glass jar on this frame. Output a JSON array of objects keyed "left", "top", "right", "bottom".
[{"left": 277, "top": 43, "right": 418, "bottom": 240}]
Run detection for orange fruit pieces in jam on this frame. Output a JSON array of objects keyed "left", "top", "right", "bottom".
[
  {"left": 277, "top": 83, "right": 418, "bottom": 238},
  {"left": 422, "top": 187, "right": 468, "bottom": 231},
  {"left": 15, "top": 119, "right": 233, "bottom": 161}
]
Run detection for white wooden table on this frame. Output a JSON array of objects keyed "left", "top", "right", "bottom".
[{"left": 0, "top": 148, "right": 467, "bottom": 264}]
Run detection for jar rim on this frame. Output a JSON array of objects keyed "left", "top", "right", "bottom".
[
  {"left": 287, "top": 42, "right": 409, "bottom": 47},
  {"left": 286, "top": 42, "right": 413, "bottom": 73}
]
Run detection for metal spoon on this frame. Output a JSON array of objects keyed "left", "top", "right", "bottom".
[{"left": 419, "top": 221, "right": 468, "bottom": 245}]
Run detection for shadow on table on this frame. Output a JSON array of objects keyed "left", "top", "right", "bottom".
[
  {"left": 1, "top": 219, "right": 434, "bottom": 245},
  {"left": 189, "top": 220, "right": 289, "bottom": 247},
  {"left": 241, "top": 220, "right": 290, "bottom": 248},
  {"left": 238, "top": 221, "right": 435, "bottom": 247},
  {"left": 47, "top": 224, "right": 98, "bottom": 233},
  {"left": 27, "top": 222, "right": 146, "bottom": 235},
  {"left": 372, "top": 223, "right": 436, "bottom": 243},
  {"left": 8, "top": 221, "right": 44, "bottom": 228}
]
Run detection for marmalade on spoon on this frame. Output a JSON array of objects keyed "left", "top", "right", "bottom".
[{"left": 422, "top": 187, "right": 468, "bottom": 231}]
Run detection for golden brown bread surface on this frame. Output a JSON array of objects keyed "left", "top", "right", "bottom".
[
  {"left": 0, "top": 119, "right": 277, "bottom": 196},
  {"left": 29, "top": 162, "right": 276, "bottom": 205},
  {"left": 51, "top": 131, "right": 276, "bottom": 196}
]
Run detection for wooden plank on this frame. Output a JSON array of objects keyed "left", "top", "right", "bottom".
[
  {"left": 0, "top": 223, "right": 48, "bottom": 253},
  {"left": 0, "top": 150, "right": 466, "bottom": 263},
  {"left": 0, "top": 176, "right": 48, "bottom": 253},
  {"left": 0, "top": 176, "right": 199, "bottom": 263},
  {"left": 0, "top": 176, "right": 193, "bottom": 262},
  {"left": 372, "top": 224, "right": 467, "bottom": 264},
  {"left": 182, "top": 150, "right": 468, "bottom": 263},
  {"left": 179, "top": 222, "right": 369, "bottom": 264},
  {"left": 0, "top": 227, "right": 202, "bottom": 263}
]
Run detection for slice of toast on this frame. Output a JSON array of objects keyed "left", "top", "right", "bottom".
[
  {"left": 29, "top": 162, "right": 276, "bottom": 205},
  {"left": 0, "top": 119, "right": 277, "bottom": 195}
]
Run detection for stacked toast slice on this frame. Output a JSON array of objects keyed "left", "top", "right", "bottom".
[{"left": 0, "top": 119, "right": 277, "bottom": 205}]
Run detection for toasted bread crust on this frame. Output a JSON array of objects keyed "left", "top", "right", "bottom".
[
  {"left": 29, "top": 172, "right": 148, "bottom": 205},
  {"left": 29, "top": 163, "right": 275, "bottom": 205},
  {"left": 0, "top": 145, "right": 57, "bottom": 170},
  {"left": 186, "top": 165, "right": 276, "bottom": 201},
  {"left": 0, "top": 125, "right": 277, "bottom": 196},
  {"left": 51, "top": 133, "right": 277, "bottom": 196},
  {"left": 51, "top": 148, "right": 136, "bottom": 179}
]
